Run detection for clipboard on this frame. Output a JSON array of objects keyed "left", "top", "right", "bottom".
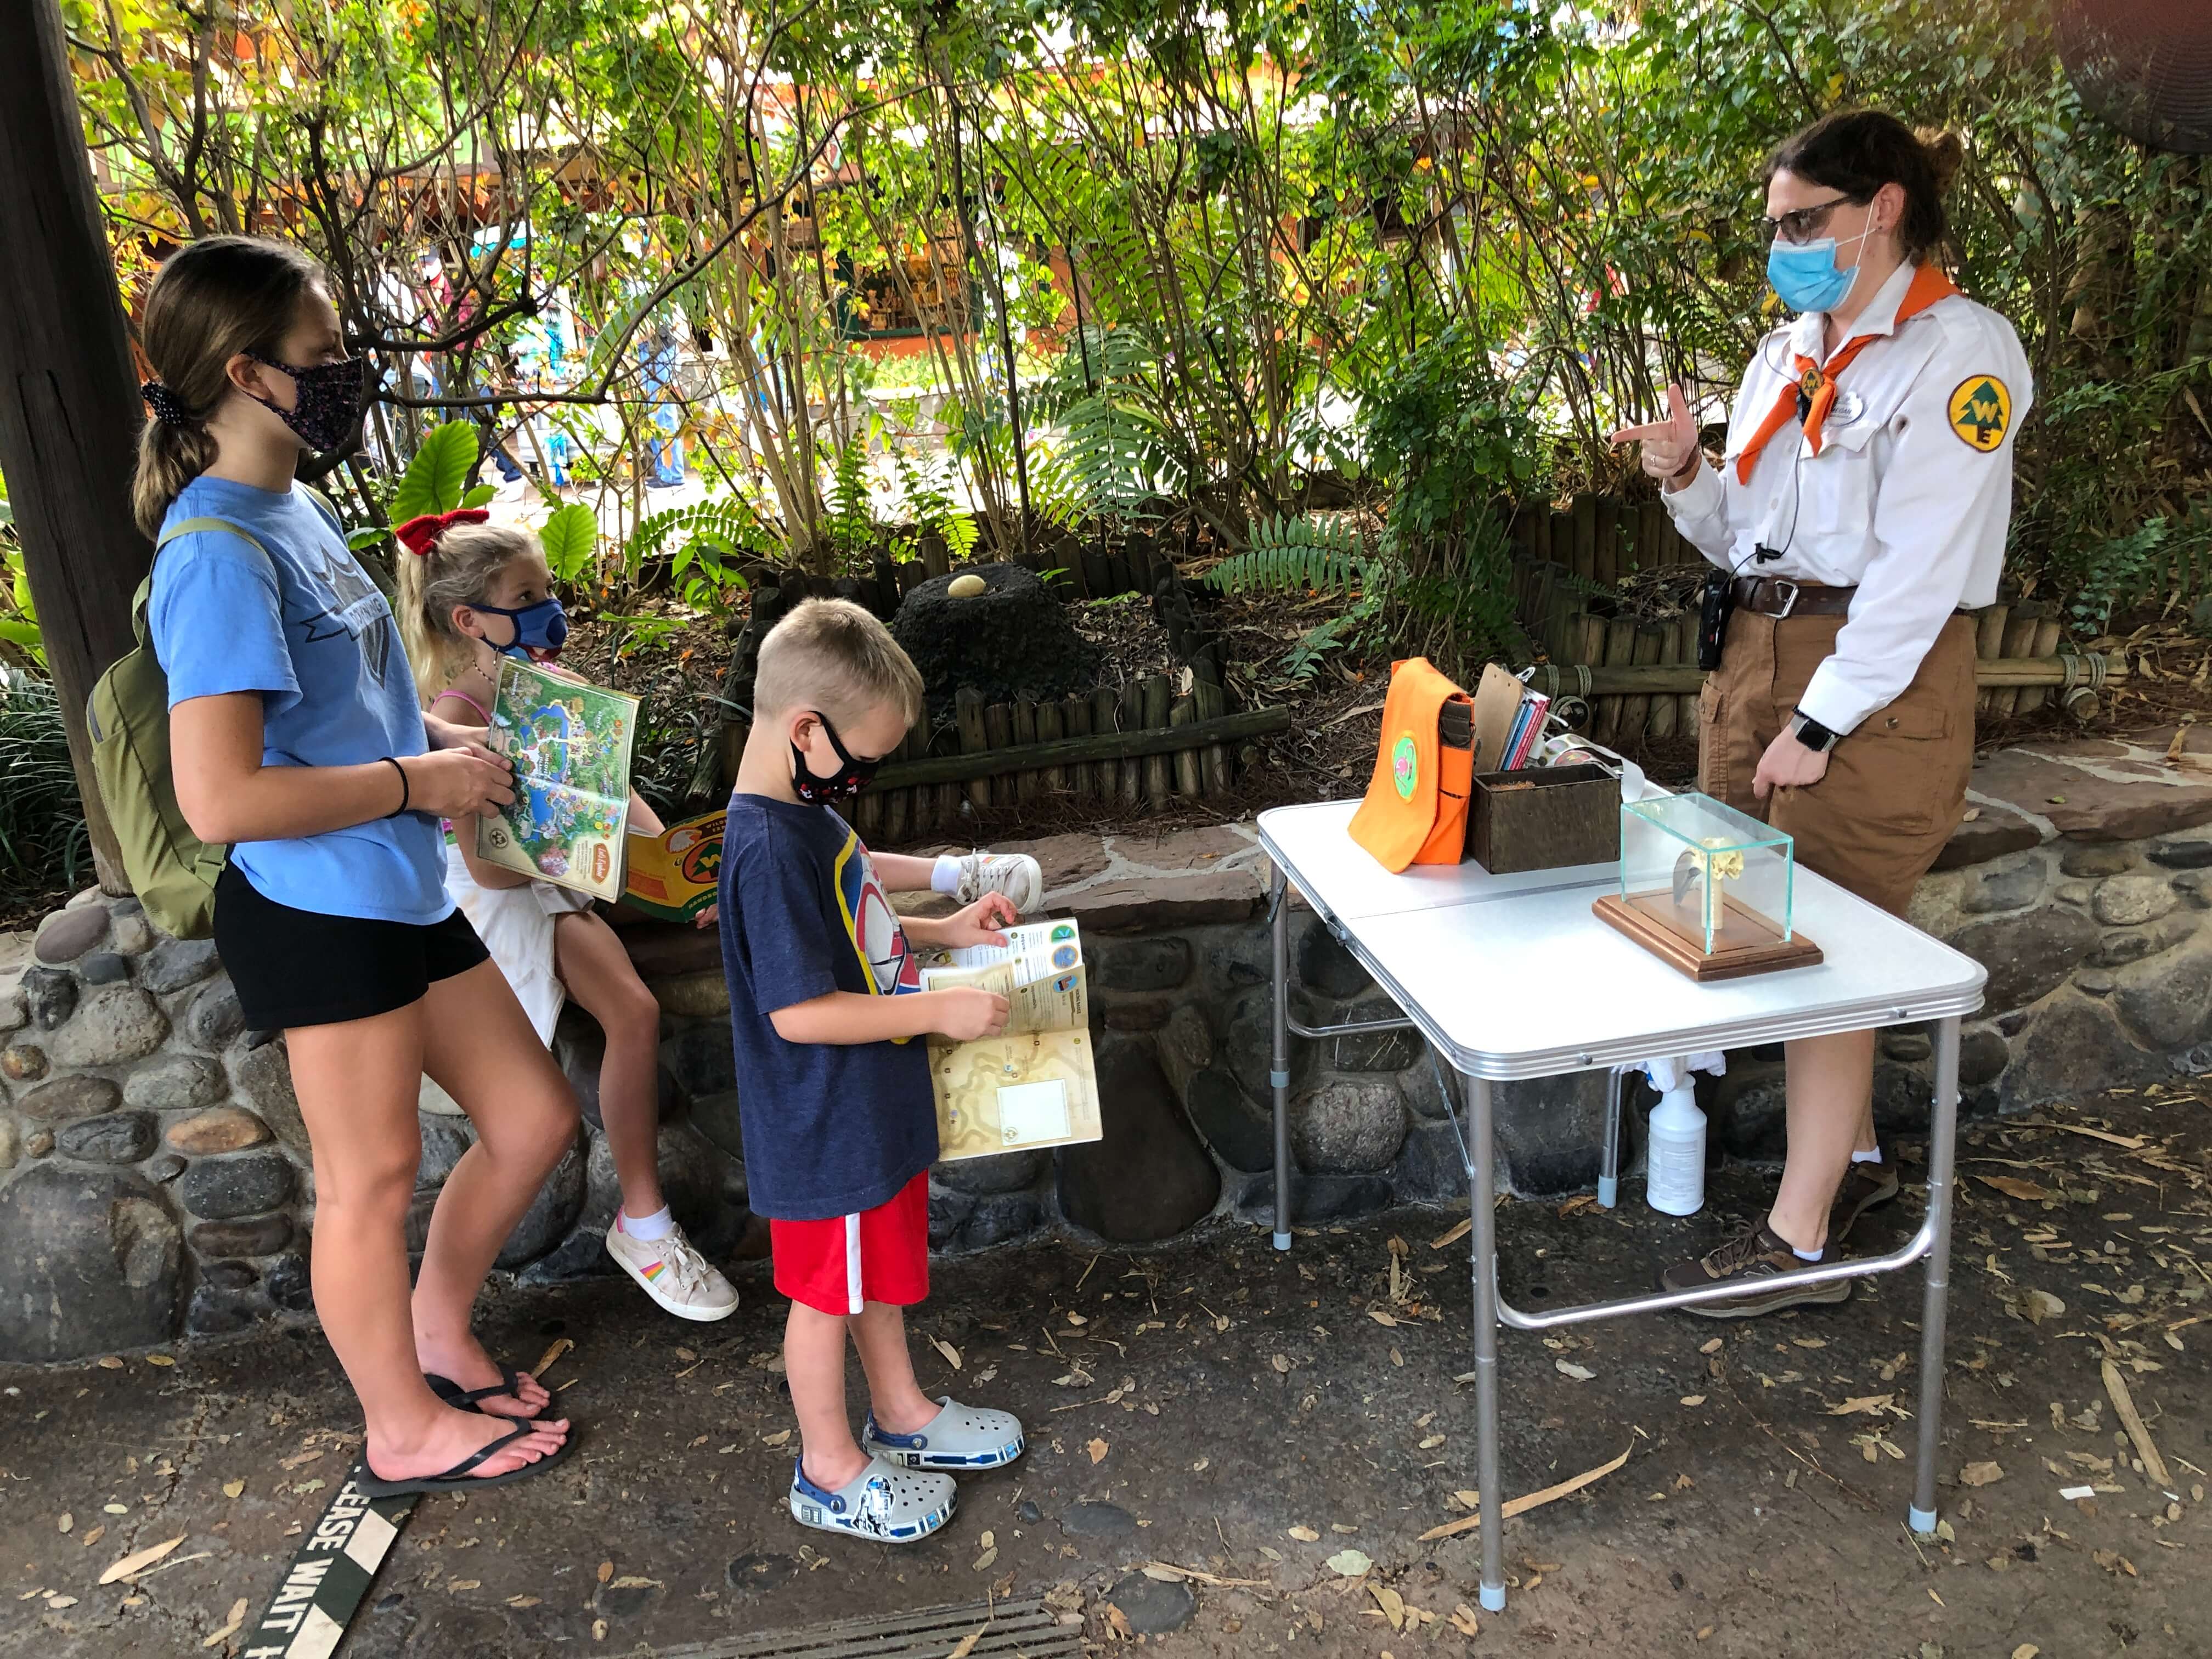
[{"left": 1469, "top": 664, "right": 1527, "bottom": 773}]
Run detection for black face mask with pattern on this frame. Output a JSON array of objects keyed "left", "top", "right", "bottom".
[
  {"left": 789, "top": 710, "right": 881, "bottom": 805},
  {"left": 246, "top": 352, "right": 369, "bottom": 454}
]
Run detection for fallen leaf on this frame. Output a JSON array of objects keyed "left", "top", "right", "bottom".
[
  {"left": 947, "top": 1624, "right": 988, "bottom": 1659},
  {"left": 1959, "top": 1461, "right": 2005, "bottom": 1488},
  {"left": 1369, "top": 1311, "right": 1398, "bottom": 1328},
  {"left": 1826, "top": 1393, "right": 1895, "bottom": 1417},
  {"left": 597, "top": 1560, "right": 614, "bottom": 1583},
  {"left": 1419, "top": 1442, "right": 1634, "bottom": 1541},
  {"left": 1430, "top": 1218, "right": 1472, "bottom": 1251},
  {"left": 202, "top": 1597, "right": 249, "bottom": 1648},
  {"left": 80, "top": 1526, "right": 103, "bottom": 1549},
  {"left": 221, "top": 1480, "right": 244, "bottom": 1499},
  {"left": 506, "top": 1596, "right": 543, "bottom": 1609},
  {"left": 761, "top": 1429, "right": 792, "bottom": 1448},
  {"left": 972, "top": 1545, "right": 998, "bottom": 1571},
  {"left": 1370, "top": 1582, "right": 1406, "bottom": 1630},
  {"left": 533, "top": 1336, "right": 573, "bottom": 1378},
  {"left": 57, "top": 1513, "right": 71, "bottom": 1534},
  {"left": 46, "top": 1595, "right": 78, "bottom": 1610},
  {"left": 1288, "top": 1525, "right": 1321, "bottom": 1542},
  {"left": 2017, "top": 1289, "right": 2066, "bottom": 1325},
  {"left": 1699, "top": 1338, "right": 1723, "bottom": 1354},
  {"left": 99, "top": 1535, "right": 187, "bottom": 1585},
  {"left": 1087, "top": 1438, "right": 1109, "bottom": 1465},
  {"left": 592, "top": 1619, "right": 608, "bottom": 1641},
  {"left": 448, "top": 1579, "right": 482, "bottom": 1593},
  {"left": 1451, "top": 1604, "right": 1481, "bottom": 1636},
  {"left": 97, "top": 1357, "right": 123, "bottom": 1370},
  {"left": 932, "top": 1337, "right": 962, "bottom": 1372},
  {"left": 2011, "top": 1647, "right": 2040, "bottom": 1659},
  {"left": 1192, "top": 1458, "right": 1210, "bottom": 1472},
  {"left": 1679, "top": 1395, "right": 1707, "bottom": 1407},
  {"left": 1977, "top": 1175, "right": 2057, "bottom": 1203},
  {"left": 1327, "top": 1548, "right": 1372, "bottom": 1577},
  {"left": 147, "top": 1354, "right": 176, "bottom": 1367},
  {"left": 1555, "top": 1359, "right": 1595, "bottom": 1381},
  {"left": 607, "top": 1576, "right": 661, "bottom": 1589},
  {"left": 1272, "top": 1353, "right": 1291, "bottom": 1374},
  {"left": 2102, "top": 1359, "right": 2171, "bottom": 1487},
  {"left": 1419, "top": 1434, "right": 1446, "bottom": 1449}
]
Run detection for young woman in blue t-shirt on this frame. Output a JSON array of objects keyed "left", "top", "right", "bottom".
[{"left": 134, "top": 236, "right": 576, "bottom": 1495}]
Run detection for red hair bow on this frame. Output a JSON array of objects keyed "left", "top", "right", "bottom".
[{"left": 394, "top": 507, "right": 490, "bottom": 557}]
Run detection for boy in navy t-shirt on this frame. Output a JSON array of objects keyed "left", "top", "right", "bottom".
[{"left": 719, "top": 600, "right": 1028, "bottom": 1544}]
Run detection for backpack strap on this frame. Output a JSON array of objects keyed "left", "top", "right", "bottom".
[{"left": 140, "top": 517, "right": 272, "bottom": 652}]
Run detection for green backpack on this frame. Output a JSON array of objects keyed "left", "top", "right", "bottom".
[{"left": 85, "top": 515, "right": 273, "bottom": 940}]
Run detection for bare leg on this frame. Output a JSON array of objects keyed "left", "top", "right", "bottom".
[
  {"left": 554, "top": 911, "right": 667, "bottom": 1221},
  {"left": 1767, "top": 1028, "right": 1877, "bottom": 1253},
  {"left": 850, "top": 1302, "right": 939, "bottom": 1436},
  {"left": 412, "top": 958, "right": 578, "bottom": 1418},
  {"left": 286, "top": 999, "right": 567, "bottom": 1482},
  {"left": 787, "top": 1302, "right": 866, "bottom": 1491}
]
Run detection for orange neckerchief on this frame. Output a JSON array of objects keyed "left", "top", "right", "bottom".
[{"left": 1733, "top": 263, "right": 1961, "bottom": 484}]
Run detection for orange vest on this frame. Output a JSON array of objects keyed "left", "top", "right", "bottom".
[{"left": 1348, "top": 658, "right": 1475, "bottom": 872}]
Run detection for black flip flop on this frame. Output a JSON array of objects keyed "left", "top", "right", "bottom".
[
  {"left": 357, "top": 1421, "right": 575, "bottom": 1499},
  {"left": 425, "top": 1364, "right": 540, "bottom": 1419}
]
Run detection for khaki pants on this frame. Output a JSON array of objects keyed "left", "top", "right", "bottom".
[{"left": 1698, "top": 608, "right": 1976, "bottom": 918}]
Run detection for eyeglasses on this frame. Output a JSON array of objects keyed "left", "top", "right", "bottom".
[{"left": 1758, "top": 195, "right": 1860, "bottom": 246}]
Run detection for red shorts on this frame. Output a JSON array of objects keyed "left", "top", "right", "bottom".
[{"left": 770, "top": 1171, "right": 931, "bottom": 1316}]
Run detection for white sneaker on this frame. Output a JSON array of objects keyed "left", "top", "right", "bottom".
[
  {"left": 604, "top": 1219, "right": 738, "bottom": 1322},
  {"left": 789, "top": 1454, "right": 955, "bottom": 1543},
  {"left": 953, "top": 851, "right": 1044, "bottom": 914}
]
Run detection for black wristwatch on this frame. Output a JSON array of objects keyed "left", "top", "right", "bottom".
[{"left": 1790, "top": 709, "right": 1841, "bottom": 753}]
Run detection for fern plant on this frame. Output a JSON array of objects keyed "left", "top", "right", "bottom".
[
  {"left": 892, "top": 447, "right": 978, "bottom": 564},
  {"left": 826, "top": 433, "right": 875, "bottom": 560},
  {"left": 624, "top": 499, "right": 774, "bottom": 616},
  {"left": 1204, "top": 515, "right": 1377, "bottom": 600}
]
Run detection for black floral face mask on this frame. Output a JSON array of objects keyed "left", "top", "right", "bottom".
[
  {"left": 789, "top": 710, "right": 882, "bottom": 805},
  {"left": 245, "top": 352, "right": 369, "bottom": 454}
]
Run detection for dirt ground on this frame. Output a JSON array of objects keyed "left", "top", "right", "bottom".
[{"left": 2, "top": 1084, "right": 2205, "bottom": 1659}]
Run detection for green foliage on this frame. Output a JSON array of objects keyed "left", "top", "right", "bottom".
[
  {"left": 826, "top": 430, "right": 876, "bottom": 558},
  {"left": 391, "top": 422, "right": 479, "bottom": 522},
  {"left": 1206, "top": 516, "right": 1373, "bottom": 599},
  {"left": 0, "top": 558, "right": 44, "bottom": 670},
  {"left": 891, "top": 448, "right": 979, "bottom": 563},
  {"left": 540, "top": 504, "right": 602, "bottom": 584},
  {"left": 624, "top": 499, "right": 770, "bottom": 615},
  {"left": 0, "top": 671, "right": 88, "bottom": 905},
  {"left": 1280, "top": 614, "right": 1360, "bottom": 684}
]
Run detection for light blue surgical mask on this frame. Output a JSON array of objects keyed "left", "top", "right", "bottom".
[{"left": 1765, "top": 223, "right": 1872, "bottom": 314}]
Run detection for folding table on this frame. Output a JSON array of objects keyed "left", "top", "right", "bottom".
[{"left": 1257, "top": 799, "right": 1986, "bottom": 1612}]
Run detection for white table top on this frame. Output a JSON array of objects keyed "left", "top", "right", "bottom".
[{"left": 1258, "top": 800, "right": 1986, "bottom": 1080}]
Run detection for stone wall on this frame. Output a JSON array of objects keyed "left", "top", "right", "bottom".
[{"left": 7, "top": 726, "right": 2210, "bottom": 1362}]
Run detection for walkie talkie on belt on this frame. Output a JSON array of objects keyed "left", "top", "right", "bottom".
[{"left": 1696, "top": 569, "right": 1735, "bottom": 671}]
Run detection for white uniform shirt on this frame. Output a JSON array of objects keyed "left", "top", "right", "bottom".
[{"left": 1663, "top": 260, "right": 2033, "bottom": 734}]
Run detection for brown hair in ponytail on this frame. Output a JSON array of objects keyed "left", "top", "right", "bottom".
[
  {"left": 1766, "top": 111, "right": 1962, "bottom": 265},
  {"left": 132, "top": 236, "right": 326, "bottom": 539}
]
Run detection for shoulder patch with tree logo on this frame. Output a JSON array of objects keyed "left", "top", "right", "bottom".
[{"left": 1946, "top": 376, "right": 2012, "bottom": 452}]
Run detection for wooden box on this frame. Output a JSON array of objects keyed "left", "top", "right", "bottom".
[{"left": 1465, "top": 764, "right": 1620, "bottom": 874}]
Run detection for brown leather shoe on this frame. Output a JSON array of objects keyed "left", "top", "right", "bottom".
[
  {"left": 1830, "top": 1158, "right": 1901, "bottom": 1245},
  {"left": 1659, "top": 1223, "right": 1852, "bottom": 1319}
]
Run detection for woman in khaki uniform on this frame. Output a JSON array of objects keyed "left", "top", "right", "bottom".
[{"left": 1612, "top": 110, "right": 2030, "bottom": 1316}]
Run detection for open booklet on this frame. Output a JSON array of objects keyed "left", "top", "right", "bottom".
[
  {"left": 475, "top": 657, "right": 641, "bottom": 902},
  {"left": 918, "top": 918, "right": 1102, "bottom": 1161},
  {"left": 623, "top": 809, "right": 723, "bottom": 922}
]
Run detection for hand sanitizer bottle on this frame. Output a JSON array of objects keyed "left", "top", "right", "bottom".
[{"left": 1645, "top": 1077, "right": 1707, "bottom": 1216}]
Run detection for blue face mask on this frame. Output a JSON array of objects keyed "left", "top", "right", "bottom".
[
  {"left": 1765, "top": 224, "right": 1871, "bottom": 315},
  {"left": 473, "top": 595, "right": 568, "bottom": 660}
]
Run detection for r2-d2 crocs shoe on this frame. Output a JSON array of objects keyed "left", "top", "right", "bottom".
[
  {"left": 788, "top": 1455, "right": 955, "bottom": 1543},
  {"left": 862, "top": 1397, "right": 1026, "bottom": 1471}
]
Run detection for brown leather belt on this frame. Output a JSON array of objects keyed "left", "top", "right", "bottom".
[{"left": 1731, "top": 576, "right": 1855, "bottom": 618}]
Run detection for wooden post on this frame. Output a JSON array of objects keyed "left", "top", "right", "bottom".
[
  {"left": 1621, "top": 622, "right": 1663, "bottom": 743},
  {"left": 1170, "top": 692, "right": 1203, "bottom": 796},
  {"left": 2017, "top": 617, "right": 2063, "bottom": 715},
  {"left": 1011, "top": 698, "right": 1040, "bottom": 803},
  {"left": 1647, "top": 618, "right": 1680, "bottom": 741},
  {"left": 955, "top": 687, "right": 991, "bottom": 813},
  {"left": 1592, "top": 495, "right": 1620, "bottom": 589},
  {"left": 1193, "top": 659, "right": 1231, "bottom": 795},
  {"left": 1596, "top": 617, "right": 1635, "bottom": 740},
  {"left": 1118, "top": 682, "right": 1146, "bottom": 805},
  {"left": 1035, "top": 697, "right": 1064, "bottom": 795},
  {"left": 1061, "top": 695, "right": 1092, "bottom": 798},
  {"left": 0, "top": 0, "right": 165, "bottom": 889},
  {"left": 982, "top": 701, "right": 1014, "bottom": 812},
  {"left": 1571, "top": 494, "right": 1598, "bottom": 583},
  {"left": 1993, "top": 603, "right": 2041, "bottom": 719},
  {"left": 1092, "top": 686, "right": 1121, "bottom": 800},
  {"left": 1973, "top": 603, "right": 2010, "bottom": 715}
]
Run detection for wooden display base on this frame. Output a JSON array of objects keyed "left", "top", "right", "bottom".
[{"left": 1593, "top": 891, "right": 1824, "bottom": 983}]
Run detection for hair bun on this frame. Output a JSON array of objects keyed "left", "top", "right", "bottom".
[{"left": 1916, "top": 128, "right": 1965, "bottom": 194}]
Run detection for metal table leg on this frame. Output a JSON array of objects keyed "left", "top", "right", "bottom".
[
  {"left": 1598, "top": 1065, "right": 1627, "bottom": 1209},
  {"left": 1466, "top": 1070, "right": 1506, "bottom": 1612},
  {"left": 1910, "top": 1015, "right": 1962, "bottom": 1533},
  {"left": 1270, "top": 865, "right": 1293, "bottom": 1252}
]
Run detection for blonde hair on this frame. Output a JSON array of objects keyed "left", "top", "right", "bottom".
[
  {"left": 754, "top": 599, "right": 925, "bottom": 729},
  {"left": 133, "top": 236, "right": 326, "bottom": 539},
  {"left": 394, "top": 519, "right": 543, "bottom": 701}
]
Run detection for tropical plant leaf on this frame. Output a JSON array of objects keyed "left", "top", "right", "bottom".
[
  {"left": 460, "top": 483, "right": 498, "bottom": 509},
  {"left": 391, "top": 422, "right": 479, "bottom": 522},
  {"left": 540, "top": 504, "right": 601, "bottom": 583},
  {"left": 1207, "top": 515, "right": 1374, "bottom": 599}
]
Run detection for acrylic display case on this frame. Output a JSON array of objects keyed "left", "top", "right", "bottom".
[{"left": 1592, "top": 792, "right": 1822, "bottom": 981}]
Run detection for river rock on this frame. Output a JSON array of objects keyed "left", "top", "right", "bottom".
[
  {"left": 1393, "top": 1120, "right": 1467, "bottom": 1202},
  {"left": 2092, "top": 875, "right": 2179, "bottom": 928},
  {"left": 416, "top": 1113, "right": 475, "bottom": 1188},
  {"left": 145, "top": 1153, "right": 184, "bottom": 1182},
  {"left": 2108, "top": 928, "right": 2212, "bottom": 1051},
  {"left": 0, "top": 1163, "right": 180, "bottom": 1362},
  {"left": 33, "top": 905, "right": 108, "bottom": 964},
  {"left": 1105, "top": 1573, "right": 1195, "bottom": 1635},
  {"left": 50, "top": 988, "right": 169, "bottom": 1068},
  {"left": 1948, "top": 908, "right": 2100, "bottom": 1014},
  {"left": 1155, "top": 1003, "right": 1214, "bottom": 1100},
  {"left": 110, "top": 902, "right": 156, "bottom": 956},
  {"left": 184, "top": 981, "right": 245, "bottom": 1049},
  {"left": 265, "top": 1251, "right": 313, "bottom": 1311},
  {"left": 232, "top": 1039, "right": 307, "bottom": 1155},
  {"left": 178, "top": 1150, "right": 295, "bottom": 1220},
  {"left": 2149, "top": 837, "right": 2212, "bottom": 870},
  {"left": 494, "top": 1133, "right": 586, "bottom": 1268},
  {"left": 1333, "top": 996, "right": 1420, "bottom": 1072},
  {"left": 1290, "top": 1079, "right": 1408, "bottom": 1173},
  {"left": 16, "top": 1075, "right": 121, "bottom": 1123},
  {"left": 0, "top": 990, "right": 24, "bottom": 1035},
  {"left": 22, "top": 1129, "right": 52, "bottom": 1158},
  {"left": 934, "top": 1149, "right": 1047, "bottom": 1196},
  {"left": 19, "top": 967, "right": 77, "bottom": 1030},
  {"left": 652, "top": 971, "right": 727, "bottom": 1019},
  {"left": 1493, "top": 1069, "right": 1613, "bottom": 1193},
  {"left": 57, "top": 1111, "right": 157, "bottom": 1164},
  {"left": 185, "top": 1283, "right": 259, "bottom": 1337},
  {"left": 2001, "top": 989, "right": 2161, "bottom": 1110},
  {"left": 166, "top": 1107, "right": 271, "bottom": 1158},
  {"left": 1958, "top": 856, "right": 2047, "bottom": 915},
  {"left": 1221, "top": 987, "right": 1312, "bottom": 1102},
  {"left": 689, "top": 1088, "right": 743, "bottom": 1161},
  {"left": 0, "top": 1118, "right": 15, "bottom": 1170},
  {"left": 1097, "top": 938, "right": 1192, "bottom": 992},
  {"left": 664, "top": 1020, "right": 736, "bottom": 1097},
  {"left": 928, "top": 1183, "right": 973, "bottom": 1248},
  {"left": 2061, "top": 843, "right": 2137, "bottom": 878},
  {"left": 1057, "top": 1037, "right": 1219, "bottom": 1243},
  {"left": 1182, "top": 1068, "right": 1273, "bottom": 1173},
  {"left": 189, "top": 1214, "right": 292, "bottom": 1257},
  {"left": 1959, "top": 1028, "right": 2011, "bottom": 1087},
  {"left": 1296, "top": 916, "right": 1368, "bottom": 997},
  {"left": 77, "top": 952, "right": 130, "bottom": 986},
  {"left": 1, "top": 1044, "right": 47, "bottom": 1082},
  {"left": 140, "top": 938, "right": 221, "bottom": 995},
  {"left": 126, "top": 1055, "right": 227, "bottom": 1114},
  {"left": 957, "top": 1192, "right": 1042, "bottom": 1249}
]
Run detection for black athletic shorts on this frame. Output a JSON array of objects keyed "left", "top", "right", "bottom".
[{"left": 213, "top": 861, "right": 489, "bottom": 1031}]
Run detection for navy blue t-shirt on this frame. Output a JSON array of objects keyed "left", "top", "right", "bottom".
[{"left": 717, "top": 793, "right": 935, "bottom": 1220}]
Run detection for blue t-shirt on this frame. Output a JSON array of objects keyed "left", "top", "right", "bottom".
[
  {"left": 149, "top": 476, "right": 449, "bottom": 925},
  {"left": 718, "top": 793, "right": 935, "bottom": 1221}
]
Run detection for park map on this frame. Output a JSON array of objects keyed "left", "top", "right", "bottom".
[
  {"left": 476, "top": 658, "right": 641, "bottom": 902},
  {"left": 919, "top": 920, "right": 1102, "bottom": 1161}
]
